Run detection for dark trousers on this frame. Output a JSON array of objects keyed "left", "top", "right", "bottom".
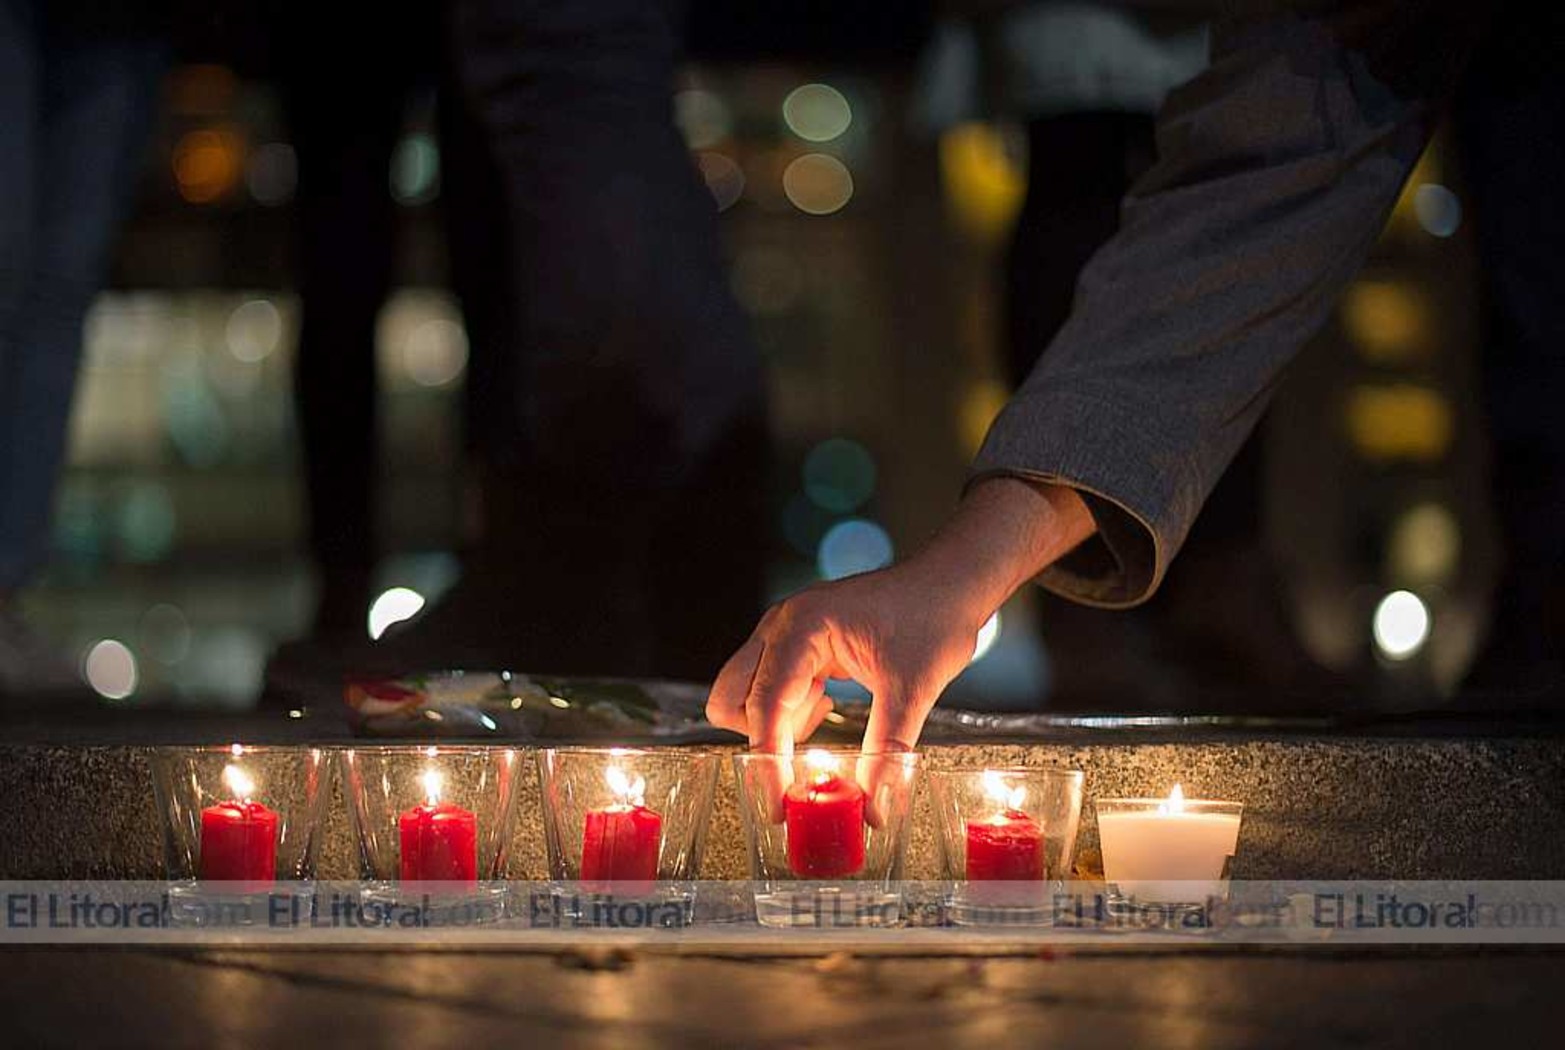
[
  {"left": 0, "top": 0, "right": 163, "bottom": 590},
  {"left": 440, "top": 0, "right": 769, "bottom": 678}
]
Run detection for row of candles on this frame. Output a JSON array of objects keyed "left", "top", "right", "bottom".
[{"left": 194, "top": 746, "right": 1243, "bottom": 900}]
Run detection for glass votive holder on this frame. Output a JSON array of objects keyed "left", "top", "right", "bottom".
[
  {"left": 340, "top": 746, "right": 521, "bottom": 922},
  {"left": 929, "top": 766, "right": 1085, "bottom": 925},
  {"left": 150, "top": 744, "right": 333, "bottom": 924},
  {"left": 732, "top": 749, "right": 921, "bottom": 929},
  {"left": 535, "top": 748, "right": 720, "bottom": 927},
  {"left": 1095, "top": 787, "right": 1244, "bottom": 909}
]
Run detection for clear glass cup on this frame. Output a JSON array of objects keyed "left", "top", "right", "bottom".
[
  {"left": 340, "top": 745, "right": 522, "bottom": 922},
  {"left": 1095, "top": 795, "right": 1244, "bottom": 907},
  {"left": 731, "top": 749, "right": 921, "bottom": 928},
  {"left": 535, "top": 748, "right": 721, "bottom": 926},
  {"left": 150, "top": 744, "right": 333, "bottom": 924},
  {"left": 929, "top": 767, "right": 1085, "bottom": 925}
]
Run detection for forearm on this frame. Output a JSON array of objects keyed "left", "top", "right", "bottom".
[{"left": 903, "top": 477, "right": 1096, "bottom": 632}]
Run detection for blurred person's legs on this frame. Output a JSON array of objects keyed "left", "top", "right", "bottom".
[
  {"left": 276, "top": 8, "right": 431, "bottom": 641},
  {"left": 450, "top": 0, "right": 767, "bottom": 678},
  {"left": 0, "top": 1, "right": 161, "bottom": 694},
  {"left": 1458, "top": 12, "right": 1565, "bottom": 699}
]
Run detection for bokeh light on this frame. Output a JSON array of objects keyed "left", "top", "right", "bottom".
[
  {"left": 1372, "top": 590, "right": 1431, "bottom": 660},
  {"left": 939, "top": 122, "right": 1024, "bottom": 243},
  {"left": 368, "top": 587, "right": 426, "bottom": 640},
  {"left": 173, "top": 128, "right": 244, "bottom": 204},
  {"left": 83, "top": 640, "right": 137, "bottom": 700},
  {"left": 674, "top": 88, "right": 732, "bottom": 149},
  {"left": 161, "top": 358, "right": 232, "bottom": 466},
  {"left": 1342, "top": 281, "right": 1430, "bottom": 363},
  {"left": 1344, "top": 385, "right": 1452, "bottom": 463},
  {"left": 225, "top": 299, "right": 282, "bottom": 363},
  {"left": 181, "top": 627, "right": 268, "bottom": 709},
  {"left": 246, "top": 143, "right": 297, "bottom": 206},
  {"left": 140, "top": 603, "right": 192, "bottom": 666},
  {"left": 782, "top": 83, "right": 852, "bottom": 143},
  {"left": 782, "top": 153, "right": 854, "bottom": 216},
  {"left": 115, "top": 481, "right": 178, "bottom": 563},
  {"left": 391, "top": 133, "right": 440, "bottom": 206},
  {"left": 971, "top": 611, "right": 1002, "bottom": 663},
  {"left": 1413, "top": 184, "right": 1461, "bottom": 238},
  {"left": 1388, "top": 503, "right": 1461, "bottom": 586},
  {"left": 161, "top": 357, "right": 232, "bottom": 468},
  {"left": 403, "top": 318, "right": 469, "bottom": 387},
  {"left": 696, "top": 151, "right": 745, "bottom": 211},
  {"left": 802, "top": 437, "right": 876, "bottom": 513},
  {"left": 960, "top": 379, "right": 1011, "bottom": 458},
  {"left": 817, "top": 519, "right": 893, "bottom": 580}
]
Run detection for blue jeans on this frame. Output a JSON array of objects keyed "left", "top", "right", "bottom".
[{"left": 0, "top": 1, "right": 163, "bottom": 590}]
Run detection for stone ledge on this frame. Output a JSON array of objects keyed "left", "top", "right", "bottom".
[{"left": 3, "top": 730, "right": 1561, "bottom": 880}]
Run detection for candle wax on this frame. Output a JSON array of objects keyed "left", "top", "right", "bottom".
[
  {"left": 784, "top": 772, "right": 865, "bottom": 878},
  {"left": 581, "top": 804, "right": 663, "bottom": 887},
  {"left": 199, "top": 800, "right": 278, "bottom": 884},
  {"left": 399, "top": 801, "right": 479, "bottom": 885},
  {"left": 966, "top": 810, "right": 1045, "bottom": 881},
  {"left": 1097, "top": 809, "right": 1240, "bottom": 902}
]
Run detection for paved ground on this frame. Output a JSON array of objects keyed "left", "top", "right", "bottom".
[{"left": 1, "top": 945, "right": 1561, "bottom": 1047}]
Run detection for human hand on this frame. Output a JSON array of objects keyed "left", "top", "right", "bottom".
[
  {"left": 706, "top": 559, "right": 986, "bottom": 758},
  {"left": 707, "top": 477, "right": 1096, "bottom": 817}
]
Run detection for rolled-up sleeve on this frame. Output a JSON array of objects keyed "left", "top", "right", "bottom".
[{"left": 971, "top": 4, "right": 1478, "bottom": 607}]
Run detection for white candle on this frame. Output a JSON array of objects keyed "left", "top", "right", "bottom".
[{"left": 1096, "top": 785, "right": 1242, "bottom": 903}]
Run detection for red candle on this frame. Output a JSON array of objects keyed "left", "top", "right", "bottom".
[
  {"left": 199, "top": 800, "right": 278, "bottom": 884},
  {"left": 399, "top": 770, "right": 478, "bottom": 885},
  {"left": 963, "top": 771, "right": 1045, "bottom": 906},
  {"left": 784, "top": 752, "right": 865, "bottom": 878},
  {"left": 966, "top": 810, "right": 1045, "bottom": 882},
  {"left": 580, "top": 765, "right": 662, "bottom": 888},
  {"left": 581, "top": 806, "right": 662, "bottom": 884}
]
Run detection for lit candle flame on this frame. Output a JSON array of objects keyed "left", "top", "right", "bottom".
[
  {"left": 422, "top": 768, "right": 444, "bottom": 806},
  {"left": 980, "top": 769, "right": 1027, "bottom": 811},
  {"left": 222, "top": 763, "right": 255, "bottom": 803},
  {"left": 803, "top": 748, "right": 839, "bottom": 781},
  {"left": 1158, "top": 783, "right": 1186, "bottom": 816},
  {"left": 605, "top": 765, "right": 646, "bottom": 807}
]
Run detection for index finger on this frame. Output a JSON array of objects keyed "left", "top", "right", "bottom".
[{"left": 746, "top": 631, "right": 827, "bottom": 754}]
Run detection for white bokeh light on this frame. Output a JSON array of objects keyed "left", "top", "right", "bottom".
[
  {"left": 225, "top": 298, "right": 282, "bottom": 363},
  {"left": 1372, "top": 590, "right": 1431, "bottom": 660},
  {"left": 368, "top": 587, "right": 427, "bottom": 641},
  {"left": 83, "top": 639, "right": 137, "bottom": 700},
  {"left": 782, "top": 83, "right": 852, "bottom": 143},
  {"left": 403, "top": 318, "right": 468, "bottom": 387}
]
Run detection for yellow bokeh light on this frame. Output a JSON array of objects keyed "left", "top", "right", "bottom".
[
  {"left": 1341, "top": 280, "right": 1430, "bottom": 363},
  {"left": 1344, "top": 384, "right": 1453, "bottom": 463},
  {"left": 1387, "top": 502, "right": 1461, "bottom": 586},
  {"left": 938, "top": 123, "right": 1024, "bottom": 244},
  {"left": 959, "top": 379, "right": 1011, "bottom": 458}
]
